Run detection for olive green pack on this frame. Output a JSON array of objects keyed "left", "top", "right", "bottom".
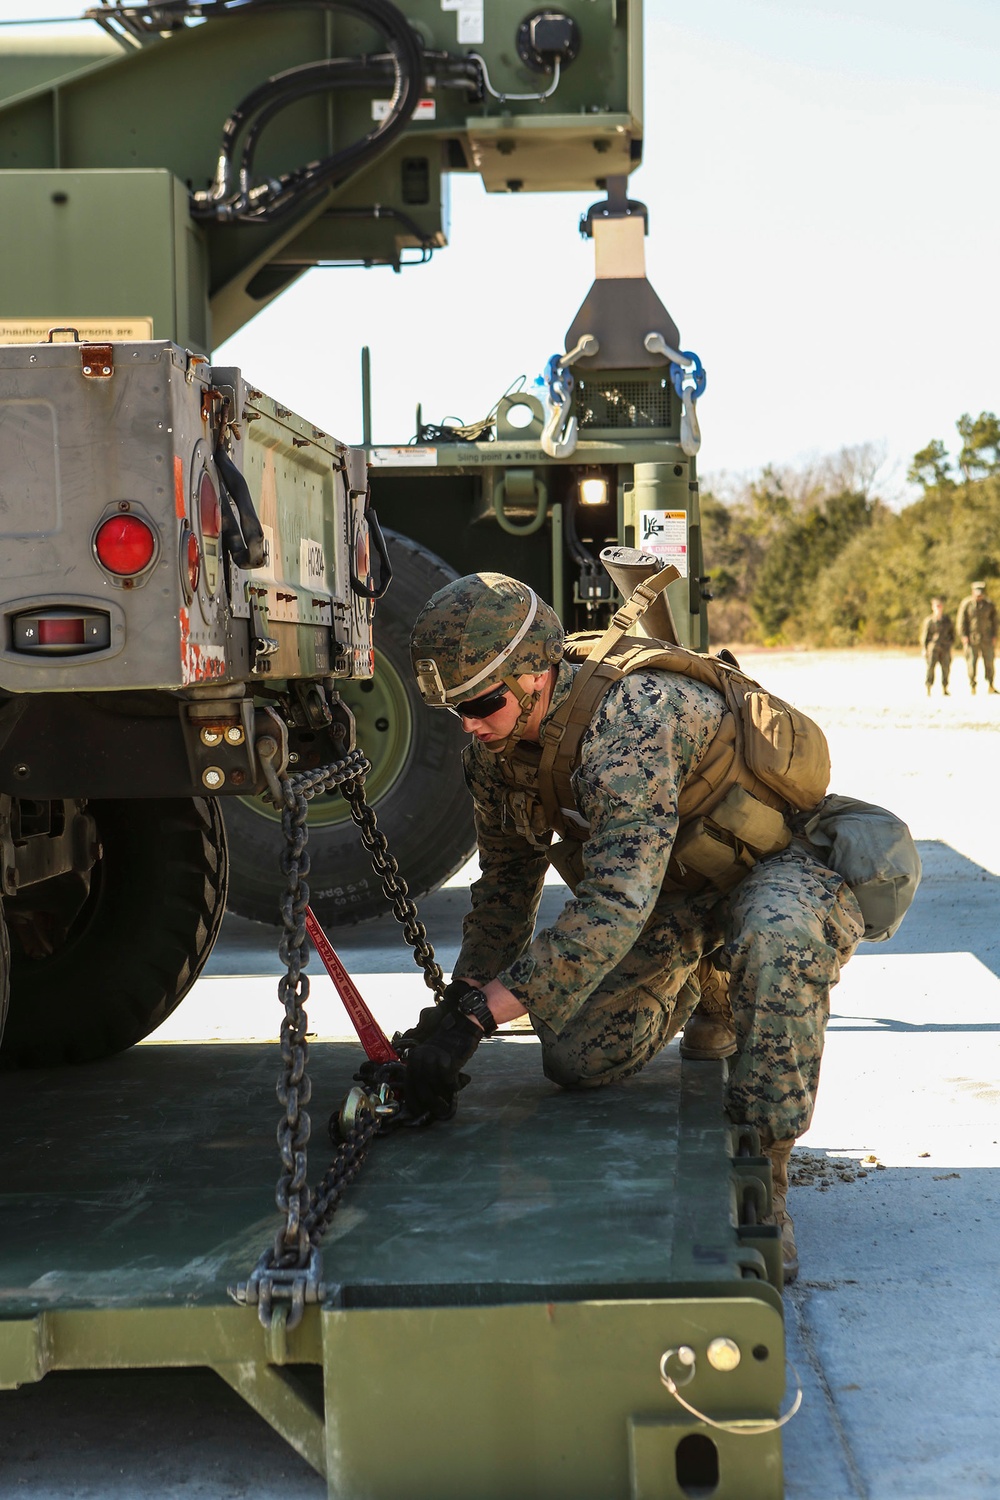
[{"left": 536, "top": 569, "right": 832, "bottom": 892}]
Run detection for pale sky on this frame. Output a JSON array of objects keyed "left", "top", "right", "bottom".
[{"left": 4, "top": 0, "right": 999, "bottom": 495}]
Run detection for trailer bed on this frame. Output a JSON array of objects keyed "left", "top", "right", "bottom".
[{"left": 0, "top": 1037, "right": 787, "bottom": 1498}]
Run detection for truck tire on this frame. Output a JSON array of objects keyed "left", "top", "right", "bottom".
[
  {"left": 1, "top": 798, "right": 228, "bottom": 1068},
  {"left": 223, "top": 530, "right": 476, "bottom": 926}
]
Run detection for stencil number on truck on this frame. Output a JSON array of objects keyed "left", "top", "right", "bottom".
[{"left": 301, "top": 538, "right": 326, "bottom": 591}]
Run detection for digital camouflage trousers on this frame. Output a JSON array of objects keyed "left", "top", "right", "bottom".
[{"left": 531, "top": 845, "right": 865, "bottom": 1145}]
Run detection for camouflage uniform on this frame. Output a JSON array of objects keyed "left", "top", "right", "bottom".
[
  {"left": 456, "top": 659, "right": 864, "bottom": 1145},
  {"left": 955, "top": 587, "right": 997, "bottom": 691},
  {"left": 920, "top": 610, "right": 954, "bottom": 693}
]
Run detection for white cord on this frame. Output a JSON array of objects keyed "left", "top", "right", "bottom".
[
  {"left": 467, "top": 52, "right": 561, "bottom": 104},
  {"left": 658, "top": 1349, "right": 803, "bottom": 1436}
]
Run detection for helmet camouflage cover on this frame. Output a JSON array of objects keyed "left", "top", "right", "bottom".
[{"left": 410, "top": 573, "right": 564, "bottom": 707}]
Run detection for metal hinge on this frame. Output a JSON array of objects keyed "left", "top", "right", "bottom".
[{"left": 81, "top": 343, "right": 114, "bottom": 379}]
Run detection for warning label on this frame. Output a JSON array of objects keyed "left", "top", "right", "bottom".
[
  {"left": 639, "top": 510, "right": 688, "bottom": 577},
  {"left": 0, "top": 317, "right": 154, "bottom": 345},
  {"left": 368, "top": 447, "right": 438, "bottom": 467}
]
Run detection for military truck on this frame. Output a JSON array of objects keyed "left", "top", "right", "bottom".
[
  {"left": 0, "top": 334, "right": 375, "bottom": 1063},
  {"left": 0, "top": 0, "right": 709, "bottom": 934}
]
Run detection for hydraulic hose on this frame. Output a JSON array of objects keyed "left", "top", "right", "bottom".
[
  {"left": 214, "top": 445, "right": 267, "bottom": 568},
  {"left": 183, "top": 0, "right": 425, "bottom": 225}
]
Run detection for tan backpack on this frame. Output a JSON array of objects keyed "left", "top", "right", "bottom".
[{"left": 536, "top": 568, "right": 832, "bottom": 892}]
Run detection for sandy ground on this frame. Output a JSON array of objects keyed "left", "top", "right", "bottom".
[{"left": 3, "top": 648, "right": 999, "bottom": 1498}]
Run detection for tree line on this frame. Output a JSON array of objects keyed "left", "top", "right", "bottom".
[{"left": 700, "top": 413, "right": 1000, "bottom": 647}]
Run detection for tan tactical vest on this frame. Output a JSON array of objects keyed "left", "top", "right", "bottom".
[{"left": 493, "top": 572, "right": 831, "bottom": 895}]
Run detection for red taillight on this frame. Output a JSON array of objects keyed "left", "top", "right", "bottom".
[
  {"left": 94, "top": 514, "right": 156, "bottom": 575},
  {"left": 12, "top": 609, "right": 111, "bottom": 655},
  {"left": 38, "top": 616, "right": 85, "bottom": 646},
  {"left": 186, "top": 530, "right": 201, "bottom": 594},
  {"left": 199, "top": 473, "right": 221, "bottom": 539}
]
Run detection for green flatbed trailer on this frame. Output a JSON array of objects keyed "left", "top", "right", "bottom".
[{"left": 0, "top": 1036, "right": 788, "bottom": 1497}]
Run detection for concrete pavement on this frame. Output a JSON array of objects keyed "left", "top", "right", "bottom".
[{"left": 4, "top": 650, "right": 999, "bottom": 1497}]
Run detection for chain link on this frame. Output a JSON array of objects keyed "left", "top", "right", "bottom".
[
  {"left": 339, "top": 777, "right": 446, "bottom": 1000},
  {"left": 303, "top": 1105, "right": 379, "bottom": 1244},
  {"left": 231, "top": 744, "right": 443, "bottom": 1330}
]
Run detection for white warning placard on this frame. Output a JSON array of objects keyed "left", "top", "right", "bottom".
[
  {"left": 639, "top": 510, "right": 688, "bottom": 577},
  {"left": 442, "top": 0, "right": 484, "bottom": 44},
  {"left": 0, "top": 317, "right": 154, "bottom": 344},
  {"left": 368, "top": 446, "right": 438, "bottom": 467},
  {"left": 457, "top": 6, "right": 485, "bottom": 44},
  {"left": 372, "top": 98, "right": 436, "bottom": 121}
]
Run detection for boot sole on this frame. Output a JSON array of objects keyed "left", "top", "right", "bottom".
[{"left": 678, "top": 1041, "right": 738, "bottom": 1060}]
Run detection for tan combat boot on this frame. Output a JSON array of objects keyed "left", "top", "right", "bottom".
[
  {"left": 765, "top": 1138, "right": 799, "bottom": 1284},
  {"left": 679, "top": 957, "right": 737, "bottom": 1060}
]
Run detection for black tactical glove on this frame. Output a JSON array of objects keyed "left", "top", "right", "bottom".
[
  {"left": 396, "top": 980, "right": 498, "bottom": 1047},
  {"left": 397, "top": 999, "right": 486, "bottom": 1121},
  {"left": 396, "top": 981, "right": 465, "bottom": 1048}
]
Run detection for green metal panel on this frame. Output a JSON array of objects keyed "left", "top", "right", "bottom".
[
  {"left": 0, "top": 36, "right": 121, "bottom": 100},
  {"left": 0, "top": 169, "right": 208, "bottom": 349},
  {"left": 323, "top": 1298, "right": 784, "bottom": 1500}
]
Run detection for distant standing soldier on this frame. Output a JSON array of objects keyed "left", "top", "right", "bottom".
[
  {"left": 920, "top": 596, "right": 954, "bottom": 696},
  {"left": 955, "top": 581, "right": 998, "bottom": 695}
]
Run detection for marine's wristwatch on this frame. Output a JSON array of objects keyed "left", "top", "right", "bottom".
[{"left": 447, "top": 979, "right": 499, "bottom": 1036}]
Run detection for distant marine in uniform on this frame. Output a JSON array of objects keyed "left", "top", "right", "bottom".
[
  {"left": 920, "top": 595, "right": 954, "bottom": 696},
  {"left": 955, "top": 581, "right": 998, "bottom": 695}
]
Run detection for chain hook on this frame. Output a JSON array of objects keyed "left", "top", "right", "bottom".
[
  {"left": 644, "top": 332, "right": 707, "bottom": 457},
  {"left": 540, "top": 337, "right": 599, "bottom": 459}
]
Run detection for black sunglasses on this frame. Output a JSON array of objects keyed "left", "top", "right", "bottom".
[{"left": 446, "top": 685, "right": 510, "bottom": 720}]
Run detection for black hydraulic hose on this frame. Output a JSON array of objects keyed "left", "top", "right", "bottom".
[
  {"left": 219, "top": 492, "right": 253, "bottom": 569},
  {"left": 214, "top": 445, "right": 267, "bottom": 569},
  {"left": 232, "top": 53, "right": 481, "bottom": 227},
  {"left": 219, "top": 56, "right": 387, "bottom": 160},
  {"left": 233, "top": 62, "right": 399, "bottom": 220},
  {"left": 351, "top": 505, "right": 393, "bottom": 601},
  {"left": 184, "top": 0, "right": 424, "bottom": 226},
  {"left": 563, "top": 493, "right": 598, "bottom": 570}
]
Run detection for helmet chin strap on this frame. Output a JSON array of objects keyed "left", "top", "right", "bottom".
[{"left": 484, "top": 675, "right": 539, "bottom": 756}]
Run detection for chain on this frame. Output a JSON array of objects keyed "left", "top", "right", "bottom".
[
  {"left": 340, "top": 777, "right": 446, "bottom": 1000},
  {"left": 303, "top": 1102, "right": 379, "bottom": 1244},
  {"left": 231, "top": 744, "right": 443, "bottom": 1330}
]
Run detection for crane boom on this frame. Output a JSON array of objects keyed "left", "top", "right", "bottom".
[{"left": 0, "top": 0, "right": 643, "bottom": 346}]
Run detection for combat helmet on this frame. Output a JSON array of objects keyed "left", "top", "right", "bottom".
[{"left": 410, "top": 574, "right": 563, "bottom": 750}]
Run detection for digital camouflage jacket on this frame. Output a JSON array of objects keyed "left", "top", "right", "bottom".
[{"left": 455, "top": 658, "right": 726, "bottom": 1033}]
